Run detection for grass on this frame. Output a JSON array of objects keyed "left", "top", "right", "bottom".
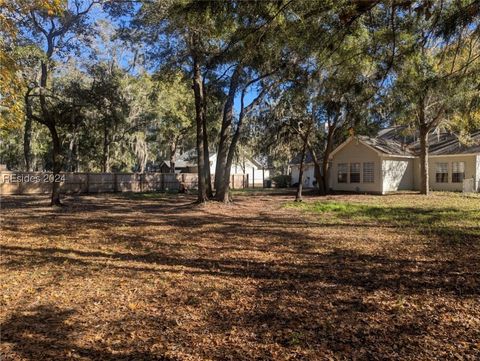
[
  {"left": 1, "top": 192, "right": 479, "bottom": 360},
  {"left": 285, "top": 192, "right": 480, "bottom": 243}
]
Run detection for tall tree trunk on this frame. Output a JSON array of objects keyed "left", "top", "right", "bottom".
[
  {"left": 320, "top": 125, "right": 336, "bottom": 195},
  {"left": 215, "top": 64, "right": 242, "bottom": 195},
  {"left": 220, "top": 124, "right": 241, "bottom": 203},
  {"left": 24, "top": 89, "right": 34, "bottom": 171},
  {"left": 296, "top": 139, "right": 308, "bottom": 202},
  {"left": 202, "top": 80, "right": 213, "bottom": 198},
  {"left": 419, "top": 124, "right": 429, "bottom": 195},
  {"left": 219, "top": 99, "right": 249, "bottom": 202},
  {"left": 40, "top": 54, "right": 63, "bottom": 205},
  {"left": 217, "top": 77, "right": 271, "bottom": 202},
  {"left": 24, "top": 115, "right": 33, "bottom": 172},
  {"left": 192, "top": 50, "right": 207, "bottom": 203},
  {"left": 49, "top": 125, "right": 62, "bottom": 206}
]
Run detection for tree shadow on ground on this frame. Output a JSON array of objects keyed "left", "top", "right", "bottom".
[
  {"left": 0, "top": 304, "right": 176, "bottom": 361},
  {"left": 1, "top": 194, "right": 479, "bottom": 360},
  {"left": 2, "top": 245, "right": 478, "bottom": 297}
]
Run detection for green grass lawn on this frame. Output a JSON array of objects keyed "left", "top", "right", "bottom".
[{"left": 285, "top": 192, "right": 480, "bottom": 243}]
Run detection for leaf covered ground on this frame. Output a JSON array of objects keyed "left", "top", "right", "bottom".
[{"left": 1, "top": 191, "right": 479, "bottom": 360}]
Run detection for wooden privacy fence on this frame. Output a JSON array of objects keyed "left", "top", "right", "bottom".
[{"left": 0, "top": 171, "right": 246, "bottom": 195}]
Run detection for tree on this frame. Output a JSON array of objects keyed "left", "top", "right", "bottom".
[
  {"left": 12, "top": 0, "right": 98, "bottom": 205},
  {"left": 83, "top": 63, "right": 130, "bottom": 172},
  {"left": 152, "top": 72, "right": 195, "bottom": 172},
  {"left": 119, "top": 0, "right": 315, "bottom": 202},
  {"left": 392, "top": 2, "right": 480, "bottom": 195},
  {"left": 0, "top": 0, "right": 65, "bottom": 133}
]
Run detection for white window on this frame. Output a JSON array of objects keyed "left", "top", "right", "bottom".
[
  {"left": 363, "top": 162, "right": 374, "bottom": 183},
  {"left": 435, "top": 162, "right": 448, "bottom": 183},
  {"left": 338, "top": 163, "right": 348, "bottom": 183},
  {"left": 350, "top": 163, "right": 360, "bottom": 183},
  {"left": 452, "top": 162, "right": 465, "bottom": 183}
]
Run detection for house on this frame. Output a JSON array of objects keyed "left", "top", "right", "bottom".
[
  {"left": 290, "top": 128, "right": 480, "bottom": 193},
  {"left": 288, "top": 152, "right": 320, "bottom": 188},
  {"left": 161, "top": 150, "right": 270, "bottom": 187}
]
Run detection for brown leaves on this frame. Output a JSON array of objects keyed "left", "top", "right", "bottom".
[{"left": 0, "top": 192, "right": 479, "bottom": 360}]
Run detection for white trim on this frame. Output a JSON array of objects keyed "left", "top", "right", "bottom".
[
  {"left": 428, "top": 153, "right": 480, "bottom": 158},
  {"left": 380, "top": 154, "right": 416, "bottom": 159}
]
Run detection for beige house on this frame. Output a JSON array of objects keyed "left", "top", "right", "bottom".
[{"left": 291, "top": 128, "right": 480, "bottom": 194}]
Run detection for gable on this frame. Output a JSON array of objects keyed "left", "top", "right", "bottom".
[{"left": 330, "top": 137, "right": 381, "bottom": 161}]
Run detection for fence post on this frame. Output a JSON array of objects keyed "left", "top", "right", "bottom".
[
  {"left": 246, "top": 173, "right": 249, "bottom": 188},
  {"left": 262, "top": 167, "right": 265, "bottom": 188},
  {"left": 252, "top": 167, "right": 255, "bottom": 188}
]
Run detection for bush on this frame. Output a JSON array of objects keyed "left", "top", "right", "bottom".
[{"left": 271, "top": 174, "right": 291, "bottom": 188}]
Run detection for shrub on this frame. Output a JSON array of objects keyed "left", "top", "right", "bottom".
[{"left": 272, "top": 174, "right": 291, "bottom": 188}]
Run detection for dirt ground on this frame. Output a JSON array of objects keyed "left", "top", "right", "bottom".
[{"left": 1, "top": 191, "right": 479, "bottom": 360}]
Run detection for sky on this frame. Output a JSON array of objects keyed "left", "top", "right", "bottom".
[{"left": 83, "top": 2, "right": 258, "bottom": 117}]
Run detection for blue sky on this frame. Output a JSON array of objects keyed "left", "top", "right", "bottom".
[{"left": 85, "top": 3, "right": 258, "bottom": 117}]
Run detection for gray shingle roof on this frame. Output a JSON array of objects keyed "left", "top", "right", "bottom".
[
  {"left": 358, "top": 135, "right": 414, "bottom": 156},
  {"left": 428, "top": 131, "right": 480, "bottom": 155},
  {"left": 289, "top": 127, "right": 480, "bottom": 164},
  {"left": 289, "top": 151, "right": 322, "bottom": 165}
]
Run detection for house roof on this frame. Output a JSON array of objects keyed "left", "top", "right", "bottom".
[
  {"left": 376, "top": 125, "right": 415, "bottom": 143},
  {"left": 406, "top": 130, "right": 480, "bottom": 155},
  {"left": 427, "top": 131, "right": 480, "bottom": 155},
  {"left": 290, "top": 127, "right": 480, "bottom": 165},
  {"left": 357, "top": 135, "right": 414, "bottom": 157},
  {"left": 289, "top": 151, "right": 322, "bottom": 165}
]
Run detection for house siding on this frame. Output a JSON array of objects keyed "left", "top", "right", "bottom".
[
  {"left": 322, "top": 132, "right": 480, "bottom": 194},
  {"left": 291, "top": 164, "right": 316, "bottom": 188},
  {"left": 427, "top": 154, "right": 478, "bottom": 191},
  {"left": 382, "top": 157, "right": 414, "bottom": 193},
  {"left": 236, "top": 160, "right": 270, "bottom": 186},
  {"left": 476, "top": 155, "right": 480, "bottom": 191},
  {"left": 208, "top": 154, "right": 269, "bottom": 186},
  {"left": 413, "top": 154, "right": 478, "bottom": 191},
  {"left": 329, "top": 139, "right": 383, "bottom": 193}
]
